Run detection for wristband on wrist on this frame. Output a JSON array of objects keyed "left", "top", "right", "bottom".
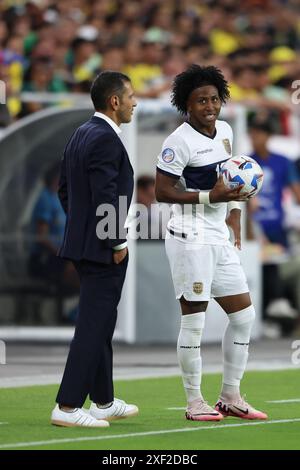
[
  {"left": 198, "top": 191, "right": 210, "bottom": 205},
  {"left": 227, "top": 201, "right": 241, "bottom": 211}
]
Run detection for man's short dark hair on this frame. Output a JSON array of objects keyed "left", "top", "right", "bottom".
[
  {"left": 171, "top": 64, "right": 230, "bottom": 115},
  {"left": 248, "top": 119, "right": 274, "bottom": 134},
  {"left": 90, "top": 71, "right": 130, "bottom": 111}
]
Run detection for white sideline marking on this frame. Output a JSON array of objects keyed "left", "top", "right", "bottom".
[
  {"left": 167, "top": 407, "right": 185, "bottom": 410},
  {"left": 1, "top": 361, "right": 299, "bottom": 389},
  {"left": 0, "top": 418, "right": 300, "bottom": 449},
  {"left": 266, "top": 399, "right": 300, "bottom": 404}
]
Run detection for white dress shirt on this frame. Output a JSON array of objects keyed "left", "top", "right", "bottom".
[{"left": 93, "top": 111, "right": 127, "bottom": 252}]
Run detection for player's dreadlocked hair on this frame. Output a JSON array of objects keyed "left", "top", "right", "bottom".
[{"left": 171, "top": 64, "right": 230, "bottom": 115}]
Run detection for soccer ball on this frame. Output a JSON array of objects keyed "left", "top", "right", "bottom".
[{"left": 220, "top": 155, "right": 264, "bottom": 197}]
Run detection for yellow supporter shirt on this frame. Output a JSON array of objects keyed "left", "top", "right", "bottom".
[
  {"left": 229, "top": 82, "right": 259, "bottom": 101},
  {"left": 123, "top": 64, "right": 162, "bottom": 93},
  {"left": 210, "top": 29, "right": 241, "bottom": 56}
]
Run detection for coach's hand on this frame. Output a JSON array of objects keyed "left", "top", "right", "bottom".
[
  {"left": 226, "top": 209, "right": 242, "bottom": 250},
  {"left": 113, "top": 247, "right": 128, "bottom": 264},
  {"left": 209, "top": 175, "right": 249, "bottom": 203}
]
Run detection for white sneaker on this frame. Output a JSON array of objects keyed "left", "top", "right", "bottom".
[
  {"left": 51, "top": 405, "right": 109, "bottom": 428},
  {"left": 262, "top": 320, "right": 282, "bottom": 339},
  {"left": 266, "top": 298, "right": 298, "bottom": 319},
  {"left": 89, "top": 398, "right": 139, "bottom": 421}
]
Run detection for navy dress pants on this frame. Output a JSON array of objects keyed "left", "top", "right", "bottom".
[{"left": 56, "top": 255, "right": 128, "bottom": 408}]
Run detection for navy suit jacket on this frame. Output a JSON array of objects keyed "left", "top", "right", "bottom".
[{"left": 58, "top": 116, "right": 134, "bottom": 264}]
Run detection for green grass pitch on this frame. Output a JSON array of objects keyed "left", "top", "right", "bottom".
[{"left": 0, "top": 369, "right": 299, "bottom": 450}]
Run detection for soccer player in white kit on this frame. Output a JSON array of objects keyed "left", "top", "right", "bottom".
[{"left": 156, "top": 65, "right": 268, "bottom": 422}]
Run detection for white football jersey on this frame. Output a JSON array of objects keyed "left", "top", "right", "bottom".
[{"left": 157, "top": 120, "right": 233, "bottom": 244}]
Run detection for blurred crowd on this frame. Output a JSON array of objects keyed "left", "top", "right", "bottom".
[
  {"left": 0, "top": 0, "right": 300, "bottom": 125},
  {"left": 1, "top": 0, "right": 300, "bottom": 334}
]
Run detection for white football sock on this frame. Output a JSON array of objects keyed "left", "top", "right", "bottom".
[
  {"left": 177, "top": 312, "right": 205, "bottom": 404},
  {"left": 221, "top": 305, "right": 255, "bottom": 400}
]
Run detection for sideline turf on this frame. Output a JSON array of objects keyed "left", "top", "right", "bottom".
[{"left": 0, "top": 369, "right": 299, "bottom": 450}]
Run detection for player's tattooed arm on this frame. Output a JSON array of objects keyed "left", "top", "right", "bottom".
[
  {"left": 226, "top": 209, "right": 242, "bottom": 250},
  {"left": 155, "top": 171, "right": 200, "bottom": 204}
]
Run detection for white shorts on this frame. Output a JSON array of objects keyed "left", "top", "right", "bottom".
[{"left": 165, "top": 236, "right": 249, "bottom": 301}]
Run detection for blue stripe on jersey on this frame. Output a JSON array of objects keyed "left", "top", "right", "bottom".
[
  {"left": 183, "top": 159, "right": 228, "bottom": 190},
  {"left": 156, "top": 167, "right": 180, "bottom": 179}
]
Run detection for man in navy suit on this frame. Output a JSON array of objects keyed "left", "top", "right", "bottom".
[{"left": 51, "top": 71, "right": 138, "bottom": 428}]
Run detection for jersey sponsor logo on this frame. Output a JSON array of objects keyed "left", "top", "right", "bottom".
[
  {"left": 222, "top": 138, "right": 232, "bottom": 155},
  {"left": 197, "top": 148, "right": 213, "bottom": 155},
  {"left": 193, "top": 282, "right": 203, "bottom": 294},
  {"left": 162, "top": 147, "right": 175, "bottom": 163}
]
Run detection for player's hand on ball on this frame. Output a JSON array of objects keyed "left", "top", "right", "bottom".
[
  {"left": 113, "top": 247, "right": 128, "bottom": 264},
  {"left": 209, "top": 175, "right": 249, "bottom": 203}
]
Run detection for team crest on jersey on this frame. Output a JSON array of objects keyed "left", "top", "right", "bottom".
[
  {"left": 222, "top": 139, "right": 231, "bottom": 155},
  {"left": 193, "top": 282, "right": 203, "bottom": 294},
  {"left": 162, "top": 148, "right": 175, "bottom": 163}
]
